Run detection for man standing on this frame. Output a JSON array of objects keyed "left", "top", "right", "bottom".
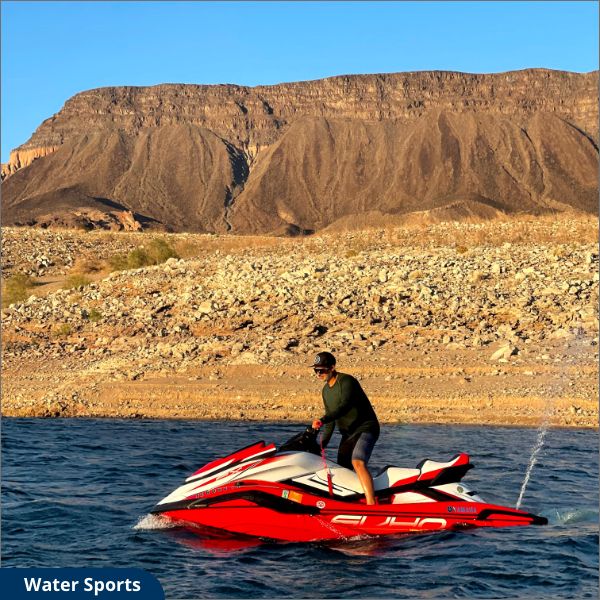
[{"left": 311, "top": 351, "right": 380, "bottom": 505}]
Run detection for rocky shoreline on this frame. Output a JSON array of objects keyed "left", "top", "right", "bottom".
[{"left": 2, "top": 218, "right": 598, "bottom": 427}]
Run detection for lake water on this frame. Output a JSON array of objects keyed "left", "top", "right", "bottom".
[{"left": 2, "top": 419, "right": 598, "bottom": 599}]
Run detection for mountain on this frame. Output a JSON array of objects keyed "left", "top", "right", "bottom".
[{"left": 2, "top": 69, "right": 598, "bottom": 233}]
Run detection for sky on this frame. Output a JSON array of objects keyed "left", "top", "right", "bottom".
[{"left": 1, "top": 1, "right": 598, "bottom": 163}]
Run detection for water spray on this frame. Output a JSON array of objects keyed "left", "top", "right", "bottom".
[{"left": 516, "top": 423, "right": 549, "bottom": 510}]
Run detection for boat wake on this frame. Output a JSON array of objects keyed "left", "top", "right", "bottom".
[
  {"left": 133, "top": 513, "right": 178, "bottom": 530},
  {"left": 546, "top": 507, "right": 599, "bottom": 526}
]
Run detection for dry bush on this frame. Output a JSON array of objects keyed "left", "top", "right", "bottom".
[
  {"left": 127, "top": 247, "right": 152, "bottom": 269},
  {"left": 550, "top": 246, "right": 569, "bottom": 259},
  {"left": 108, "top": 252, "right": 130, "bottom": 271},
  {"left": 492, "top": 215, "right": 597, "bottom": 246},
  {"left": 173, "top": 239, "right": 203, "bottom": 259},
  {"left": 53, "top": 323, "right": 73, "bottom": 337},
  {"left": 378, "top": 214, "right": 598, "bottom": 249},
  {"left": 333, "top": 233, "right": 382, "bottom": 256},
  {"left": 86, "top": 308, "right": 102, "bottom": 322},
  {"left": 63, "top": 274, "right": 92, "bottom": 289},
  {"left": 146, "top": 238, "right": 179, "bottom": 263},
  {"left": 221, "top": 235, "right": 285, "bottom": 252},
  {"left": 70, "top": 256, "right": 105, "bottom": 275},
  {"left": 108, "top": 238, "right": 179, "bottom": 271},
  {"left": 471, "top": 228, "right": 492, "bottom": 246},
  {"left": 173, "top": 234, "right": 285, "bottom": 256},
  {"left": 2, "top": 273, "right": 34, "bottom": 307}
]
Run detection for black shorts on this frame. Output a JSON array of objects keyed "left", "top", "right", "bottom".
[{"left": 337, "top": 430, "right": 379, "bottom": 470}]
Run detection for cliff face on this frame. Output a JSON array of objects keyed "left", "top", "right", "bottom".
[
  {"left": 229, "top": 110, "right": 598, "bottom": 233},
  {"left": 1, "top": 146, "right": 60, "bottom": 179},
  {"left": 2, "top": 69, "right": 598, "bottom": 233}
]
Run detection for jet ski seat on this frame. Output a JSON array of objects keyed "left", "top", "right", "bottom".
[
  {"left": 374, "top": 467, "right": 420, "bottom": 489},
  {"left": 417, "top": 453, "right": 471, "bottom": 484},
  {"left": 309, "top": 454, "right": 470, "bottom": 497}
]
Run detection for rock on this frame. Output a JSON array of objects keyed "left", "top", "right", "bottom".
[
  {"left": 468, "top": 270, "right": 486, "bottom": 284},
  {"left": 231, "top": 351, "right": 259, "bottom": 365},
  {"left": 197, "top": 301, "right": 214, "bottom": 315},
  {"left": 549, "top": 328, "right": 571, "bottom": 340},
  {"left": 490, "top": 342, "right": 518, "bottom": 361}
]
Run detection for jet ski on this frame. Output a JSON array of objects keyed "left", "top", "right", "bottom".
[{"left": 151, "top": 428, "right": 547, "bottom": 542}]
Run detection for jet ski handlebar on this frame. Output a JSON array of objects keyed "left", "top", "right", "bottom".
[{"left": 278, "top": 426, "right": 321, "bottom": 455}]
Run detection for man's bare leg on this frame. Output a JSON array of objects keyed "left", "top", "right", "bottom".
[{"left": 352, "top": 459, "right": 376, "bottom": 505}]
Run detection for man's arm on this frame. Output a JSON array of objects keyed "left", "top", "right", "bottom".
[{"left": 320, "top": 421, "right": 335, "bottom": 448}]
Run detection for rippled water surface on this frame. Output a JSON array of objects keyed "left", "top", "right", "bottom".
[{"left": 2, "top": 419, "right": 598, "bottom": 599}]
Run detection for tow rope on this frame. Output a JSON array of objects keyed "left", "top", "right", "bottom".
[{"left": 319, "top": 437, "right": 334, "bottom": 498}]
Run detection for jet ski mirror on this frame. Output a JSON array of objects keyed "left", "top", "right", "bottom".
[{"left": 278, "top": 427, "right": 321, "bottom": 455}]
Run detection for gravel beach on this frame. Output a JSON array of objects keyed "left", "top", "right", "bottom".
[{"left": 2, "top": 217, "right": 597, "bottom": 427}]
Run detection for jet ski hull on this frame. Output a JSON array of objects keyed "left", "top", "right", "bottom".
[
  {"left": 153, "top": 482, "right": 547, "bottom": 542},
  {"left": 151, "top": 434, "right": 547, "bottom": 542}
]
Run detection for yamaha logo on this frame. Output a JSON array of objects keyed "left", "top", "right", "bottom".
[
  {"left": 314, "top": 354, "right": 322, "bottom": 364},
  {"left": 316, "top": 500, "right": 326, "bottom": 509},
  {"left": 447, "top": 505, "right": 477, "bottom": 513}
]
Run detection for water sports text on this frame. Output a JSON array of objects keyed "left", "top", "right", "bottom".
[{"left": 24, "top": 577, "right": 141, "bottom": 596}]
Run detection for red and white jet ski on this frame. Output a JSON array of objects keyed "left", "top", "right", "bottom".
[{"left": 151, "top": 428, "right": 547, "bottom": 542}]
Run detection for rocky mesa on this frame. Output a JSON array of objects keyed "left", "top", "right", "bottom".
[{"left": 2, "top": 69, "right": 598, "bottom": 233}]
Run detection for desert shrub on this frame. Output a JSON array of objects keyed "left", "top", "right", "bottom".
[
  {"left": 126, "top": 247, "right": 152, "bottom": 269},
  {"left": 471, "top": 228, "right": 492, "bottom": 246},
  {"left": 107, "top": 253, "right": 129, "bottom": 271},
  {"left": 54, "top": 323, "right": 73, "bottom": 337},
  {"left": 147, "top": 238, "right": 179, "bottom": 263},
  {"left": 550, "top": 246, "right": 568, "bottom": 259},
  {"left": 70, "top": 256, "right": 104, "bottom": 274},
  {"left": 63, "top": 274, "right": 92, "bottom": 289},
  {"left": 2, "top": 273, "right": 34, "bottom": 307},
  {"left": 174, "top": 240, "right": 202, "bottom": 259},
  {"left": 455, "top": 245, "right": 468, "bottom": 254},
  {"left": 87, "top": 308, "right": 102, "bottom": 322},
  {"left": 108, "top": 239, "right": 179, "bottom": 271}
]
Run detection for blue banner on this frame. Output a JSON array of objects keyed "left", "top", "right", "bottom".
[{"left": 0, "top": 568, "right": 164, "bottom": 599}]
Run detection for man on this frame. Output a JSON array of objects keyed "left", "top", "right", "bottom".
[{"left": 310, "top": 351, "right": 380, "bottom": 505}]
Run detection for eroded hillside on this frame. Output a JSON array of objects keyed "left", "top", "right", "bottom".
[{"left": 2, "top": 70, "right": 598, "bottom": 233}]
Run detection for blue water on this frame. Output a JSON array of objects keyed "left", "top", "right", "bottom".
[{"left": 2, "top": 419, "right": 598, "bottom": 599}]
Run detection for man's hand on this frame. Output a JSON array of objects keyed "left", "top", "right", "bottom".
[{"left": 312, "top": 419, "right": 323, "bottom": 430}]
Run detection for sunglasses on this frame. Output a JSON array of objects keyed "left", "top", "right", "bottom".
[{"left": 314, "top": 367, "right": 331, "bottom": 374}]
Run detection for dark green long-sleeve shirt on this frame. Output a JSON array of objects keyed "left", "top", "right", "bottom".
[{"left": 320, "top": 372, "right": 379, "bottom": 448}]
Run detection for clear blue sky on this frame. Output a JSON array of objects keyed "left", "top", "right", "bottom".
[{"left": 2, "top": 1, "right": 598, "bottom": 162}]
